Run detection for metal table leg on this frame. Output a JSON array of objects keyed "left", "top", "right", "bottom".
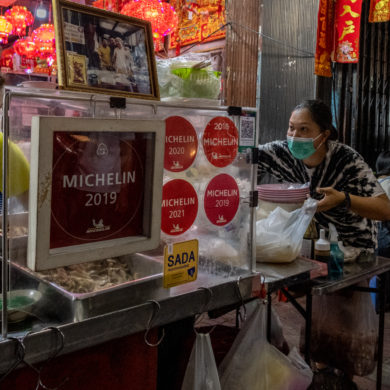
[
  {"left": 305, "top": 292, "right": 312, "bottom": 365},
  {"left": 267, "top": 291, "right": 272, "bottom": 342},
  {"left": 377, "top": 275, "right": 386, "bottom": 390}
]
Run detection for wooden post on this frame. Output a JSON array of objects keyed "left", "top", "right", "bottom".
[{"left": 223, "top": 0, "right": 260, "bottom": 107}]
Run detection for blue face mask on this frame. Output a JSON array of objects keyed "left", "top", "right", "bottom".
[{"left": 287, "top": 134, "right": 322, "bottom": 160}]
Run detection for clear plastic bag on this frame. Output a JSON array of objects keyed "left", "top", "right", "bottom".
[
  {"left": 219, "top": 301, "right": 313, "bottom": 390},
  {"left": 156, "top": 54, "right": 221, "bottom": 100},
  {"left": 181, "top": 332, "right": 221, "bottom": 390},
  {"left": 310, "top": 284, "right": 378, "bottom": 376},
  {"left": 256, "top": 198, "right": 317, "bottom": 263}
]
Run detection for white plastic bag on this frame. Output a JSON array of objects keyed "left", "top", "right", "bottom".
[
  {"left": 181, "top": 332, "right": 221, "bottom": 390},
  {"left": 256, "top": 197, "right": 317, "bottom": 263},
  {"left": 219, "top": 301, "right": 313, "bottom": 390}
]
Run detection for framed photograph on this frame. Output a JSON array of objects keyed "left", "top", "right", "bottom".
[
  {"left": 28, "top": 116, "right": 165, "bottom": 271},
  {"left": 53, "top": 0, "right": 160, "bottom": 100}
]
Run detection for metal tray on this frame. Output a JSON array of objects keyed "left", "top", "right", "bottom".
[{"left": 8, "top": 253, "right": 166, "bottom": 322}]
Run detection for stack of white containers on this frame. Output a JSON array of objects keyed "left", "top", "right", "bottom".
[{"left": 257, "top": 183, "right": 310, "bottom": 220}]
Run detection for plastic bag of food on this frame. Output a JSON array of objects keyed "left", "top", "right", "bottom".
[
  {"left": 181, "top": 332, "right": 221, "bottom": 390},
  {"left": 156, "top": 54, "right": 221, "bottom": 100},
  {"left": 219, "top": 300, "right": 313, "bottom": 390},
  {"left": 309, "top": 282, "right": 378, "bottom": 376},
  {"left": 256, "top": 197, "right": 317, "bottom": 263}
]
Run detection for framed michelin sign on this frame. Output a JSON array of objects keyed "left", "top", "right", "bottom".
[
  {"left": 53, "top": 0, "right": 160, "bottom": 100},
  {"left": 28, "top": 116, "right": 165, "bottom": 271}
]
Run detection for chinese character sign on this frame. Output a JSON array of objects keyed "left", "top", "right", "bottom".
[
  {"left": 315, "top": 0, "right": 364, "bottom": 76},
  {"left": 334, "top": 0, "right": 363, "bottom": 63},
  {"left": 315, "top": 0, "right": 335, "bottom": 77},
  {"left": 168, "top": 0, "right": 225, "bottom": 49}
]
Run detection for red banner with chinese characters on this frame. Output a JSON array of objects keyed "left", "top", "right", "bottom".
[
  {"left": 315, "top": 0, "right": 335, "bottom": 77},
  {"left": 333, "top": 0, "right": 363, "bottom": 63},
  {"left": 168, "top": 0, "right": 225, "bottom": 49},
  {"left": 369, "top": 0, "right": 390, "bottom": 22}
]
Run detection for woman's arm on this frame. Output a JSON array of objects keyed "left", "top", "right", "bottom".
[{"left": 317, "top": 187, "right": 390, "bottom": 220}]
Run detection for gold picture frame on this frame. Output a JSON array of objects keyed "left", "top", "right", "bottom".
[{"left": 53, "top": 0, "right": 160, "bottom": 100}]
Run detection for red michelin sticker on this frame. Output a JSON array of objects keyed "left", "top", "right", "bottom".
[
  {"left": 202, "top": 116, "right": 238, "bottom": 167},
  {"left": 164, "top": 116, "right": 198, "bottom": 172},
  {"left": 204, "top": 174, "right": 240, "bottom": 226},
  {"left": 161, "top": 179, "right": 198, "bottom": 235}
]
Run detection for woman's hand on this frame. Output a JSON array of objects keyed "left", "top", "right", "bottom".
[
  {"left": 316, "top": 186, "right": 390, "bottom": 220},
  {"left": 316, "top": 187, "right": 345, "bottom": 212}
]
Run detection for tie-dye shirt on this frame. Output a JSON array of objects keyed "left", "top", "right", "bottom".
[{"left": 258, "top": 140, "right": 384, "bottom": 251}]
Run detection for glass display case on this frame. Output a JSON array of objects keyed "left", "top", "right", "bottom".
[{"left": 1, "top": 87, "right": 258, "bottom": 339}]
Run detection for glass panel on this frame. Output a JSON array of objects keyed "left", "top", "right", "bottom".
[
  {"left": 153, "top": 105, "right": 255, "bottom": 287},
  {"left": 3, "top": 89, "right": 256, "bottom": 337}
]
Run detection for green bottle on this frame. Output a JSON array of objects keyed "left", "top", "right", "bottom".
[{"left": 329, "top": 223, "right": 344, "bottom": 280}]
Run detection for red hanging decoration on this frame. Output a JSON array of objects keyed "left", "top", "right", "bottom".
[
  {"left": 314, "top": 0, "right": 335, "bottom": 77},
  {"left": 5, "top": 5, "right": 34, "bottom": 36},
  {"left": 120, "top": 0, "right": 178, "bottom": 40},
  {"left": 369, "top": 0, "right": 390, "bottom": 23},
  {"left": 93, "top": 0, "right": 119, "bottom": 12},
  {"left": 333, "top": 0, "right": 363, "bottom": 63},
  {"left": 31, "top": 23, "right": 56, "bottom": 59},
  {"left": 14, "top": 37, "right": 37, "bottom": 59},
  {"left": 0, "top": 15, "right": 12, "bottom": 44}
]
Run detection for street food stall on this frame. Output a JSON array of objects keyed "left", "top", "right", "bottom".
[
  {"left": 0, "top": 82, "right": 263, "bottom": 387},
  {"left": 2, "top": 0, "right": 390, "bottom": 389},
  {"left": 0, "top": 0, "right": 265, "bottom": 386}
]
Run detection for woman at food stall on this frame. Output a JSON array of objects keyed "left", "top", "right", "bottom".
[
  {"left": 257, "top": 99, "right": 390, "bottom": 386},
  {"left": 258, "top": 99, "right": 390, "bottom": 258}
]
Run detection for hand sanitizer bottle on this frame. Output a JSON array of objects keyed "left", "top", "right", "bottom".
[{"left": 329, "top": 223, "right": 344, "bottom": 280}]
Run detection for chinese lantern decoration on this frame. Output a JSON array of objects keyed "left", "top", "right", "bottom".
[
  {"left": 31, "top": 24, "right": 55, "bottom": 59},
  {"left": 120, "top": 0, "right": 178, "bottom": 40},
  {"left": 5, "top": 6, "right": 34, "bottom": 36},
  {"left": 14, "top": 37, "right": 37, "bottom": 59},
  {"left": 0, "top": 16, "right": 12, "bottom": 44}
]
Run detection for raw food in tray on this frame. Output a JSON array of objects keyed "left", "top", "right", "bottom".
[{"left": 36, "top": 257, "right": 138, "bottom": 294}]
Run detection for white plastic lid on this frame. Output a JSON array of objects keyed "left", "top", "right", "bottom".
[{"left": 315, "top": 229, "right": 330, "bottom": 251}]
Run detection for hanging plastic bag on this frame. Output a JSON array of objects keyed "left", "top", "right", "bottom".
[
  {"left": 245, "top": 300, "right": 289, "bottom": 354},
  {"left": 310, "top": 283, "right": 378, "bottom": 376},
  {"left": 256, "top": 197, "right": 317, "bottom": 263},
  {"left": 219, "top": 301, "right": 313, "bottom": 390},
  {"left": 181, "top": 332, "right": 221, "bottom": 390}
]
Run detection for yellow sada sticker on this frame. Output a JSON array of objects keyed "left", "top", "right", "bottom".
[{"left": 163, "top": 239, "right": 198, "bottom": 288}]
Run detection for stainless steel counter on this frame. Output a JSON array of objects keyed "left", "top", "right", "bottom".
[
  {"left": 256, "top": 257, "right": 319, "bottom": 291},
  {"left": 0, "top": 256, "right": 356, "bottom": 376},
  {"left": 0, "top": 264, "right": 258, "bottom": 374},
  {"left": 311, "top": 255, "right": 390, "bottom": 295}
]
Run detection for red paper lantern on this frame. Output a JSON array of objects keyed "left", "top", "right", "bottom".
[
  {"left": 120, "top": 0, "right": 178, "bottom": 40},
  {"left": 14, "top": 37, "right": 37, "bottom": 59},
  {"left": 32, "top": 23, "right": 56, "bottom": 58},
  {"left": 0, "top": 15, "right": 12, "bottom": 44},
  {"left": 5, "top": 5, "right": 34, "bottom": 36}
]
